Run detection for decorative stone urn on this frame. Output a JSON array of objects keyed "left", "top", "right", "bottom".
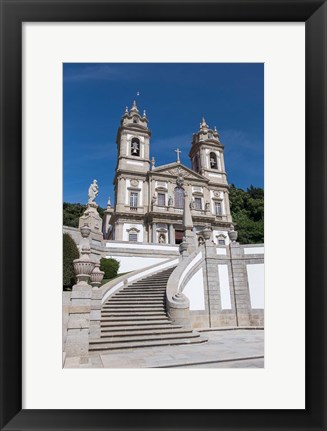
[
  {"left": 202, "top": 226, "right": 212, "bottom": 241},
  {"left": 73, "top": 224, "right": 95, "bottom": 286},
  {"left": 90, "top": 261, "right": 105, "bottom": 289},
  {"left": 228, "top": 224, "right": 238, "bottom": 243}
]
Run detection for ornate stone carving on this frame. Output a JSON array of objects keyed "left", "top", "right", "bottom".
[
  {"left": 88, "top": 179, "right": 99, "bottom": 204},
  {"left": 90, "top": 261, "right": 105, "bottom": 289},
  {"left": 130, "top": 179, "right": 139, "bottom": 187}
]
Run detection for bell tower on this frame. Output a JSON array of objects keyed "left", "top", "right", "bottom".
[
  {"left": 115, "top": 100, "right": 151, "bottom": 173},
  {"left": 189, "top": 118, "right": 228, "bottom": 186},
  {"left": 112, "top": 101, "right": 151, "bottom": 227}
]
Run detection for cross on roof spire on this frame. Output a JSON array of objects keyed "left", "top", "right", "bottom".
[{"left": 175, "top": 148, "right": 182, "bottom": 163}]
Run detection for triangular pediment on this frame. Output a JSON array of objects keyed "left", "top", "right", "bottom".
[{"left": 151, "top": 162, "right": 207, "bottom": 181}]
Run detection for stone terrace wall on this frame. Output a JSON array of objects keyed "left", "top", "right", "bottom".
[{"left": 180, "top": 243, "right": 264, "bottom": 329}]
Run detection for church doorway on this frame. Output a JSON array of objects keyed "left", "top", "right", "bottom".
[{"left": 175, "top": 229, "right": 184, "bottom": 245}]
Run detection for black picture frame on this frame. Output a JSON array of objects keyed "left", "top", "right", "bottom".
[{"left": 1, "top": 0, "right": 326, "bottom": 430}]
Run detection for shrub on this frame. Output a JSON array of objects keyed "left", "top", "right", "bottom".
[
  {"left": 100, "top": 258, "right": 120, "bottom": 280},
  {"left": 63, "top": 233, "right": 80, "bottom": 289}
]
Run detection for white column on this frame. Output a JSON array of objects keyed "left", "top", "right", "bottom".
[
  {"left": 152, "top": 222, "right": 157, "bottom": 243},
  {"left": 169, "top": 224, "right": 174, "bottom": 244}
]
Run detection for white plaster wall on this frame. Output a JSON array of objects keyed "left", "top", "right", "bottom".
[
  {"left": 183, "top": 268, "right": 205, "bottom": 311},
  {"left": 246, "top": 263, "right": 265, "bottom": 309},
  {"left": 122, "top": 223, "right": 144, "bottom": 242},
  {"left": 244, "top": 247, "right": 264, "bottom": 255},
  {"left": 218, "top": 264, "right": 232, "bottom": 309},
  {"left": 107, "top": 255, "right": 167, "bottom": 273},
  {"left": 178, "top": 251, "right": 203, "bottom": 290}
]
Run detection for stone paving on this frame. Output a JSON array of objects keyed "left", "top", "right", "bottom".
[{"left": 64, "top": 328, "right": 264, "bottom": 368}]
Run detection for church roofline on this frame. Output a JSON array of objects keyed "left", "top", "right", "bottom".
[{"left": 150, "top": 161, "right": 209, "bottom": 181}]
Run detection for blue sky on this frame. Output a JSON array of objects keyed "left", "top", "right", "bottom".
[{"left": 64, "top": 63, "right": 264, "bottom": 207}]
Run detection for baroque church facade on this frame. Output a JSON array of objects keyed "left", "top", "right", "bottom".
[{"left": 103, "top": 101, "right": 234, "bottom": 245}]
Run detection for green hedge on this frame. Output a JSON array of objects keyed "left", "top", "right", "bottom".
[
  {"left": 63, "top": 233, "right": 79, "bottom": 289},
  {"left": 100, "top": 258, "right": 120, "bottom": 280}
]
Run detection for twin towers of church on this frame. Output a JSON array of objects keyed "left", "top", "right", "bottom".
[{"left": 105, "top": 100, "right": 233, "bottom": 245}]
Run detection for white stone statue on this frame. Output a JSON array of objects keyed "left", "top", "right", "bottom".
[{"left": 88, "top": 179, "right": 99, "bottom": 204}]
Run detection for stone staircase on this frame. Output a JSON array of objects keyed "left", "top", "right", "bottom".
[{"left": 89, "top": 267, "right": 207, "bottom": 352}]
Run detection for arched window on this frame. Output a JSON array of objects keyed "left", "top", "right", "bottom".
[
  {"left": 133, "top": 116, "right": 139, "bottom": 124},
  {"left": 209, "top": 152, "right": 218, "bottom": 169},
  {"left": 131, "top": 138, "right": 140, "bottom": 156},
  {"left": 174, "top": 187, "right": 185, "bottom": 209}
]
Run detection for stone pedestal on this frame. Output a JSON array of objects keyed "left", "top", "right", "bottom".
[
  {"left": 79, "top": 202, "right": 103, "bottom": 241},
  {"left": 65, "top": 283, "right": 92, "bottom": 357},
  {"left": 65, "top": 225, "right": 95, "bottom": 358}
]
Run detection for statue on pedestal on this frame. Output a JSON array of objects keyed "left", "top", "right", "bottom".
[{"left": 88, "top": 179, "right": 99, "bottom": 204}]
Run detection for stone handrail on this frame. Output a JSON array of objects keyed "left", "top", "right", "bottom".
[
  {"left": 165, "top": 247, "right": 204, "bottom": 327},
  {"left": 88, "top": 257, "right": 179, "bottom": 341},
  {"left": 94, "top": 257, "right": 179, "bottom": 305}
]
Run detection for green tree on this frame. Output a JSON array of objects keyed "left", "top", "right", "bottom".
[
  {"left": 63, "top": 233, "right": 80, "bottom": 290},
  {"left": 229, "top": 184, "right": 264, "bottom": 244},
  {"left": 100, "top": 258, "right": 120, "bottom": 280},
  {"left": 63, "top": 202, "right": 105, "bottom": 228}
]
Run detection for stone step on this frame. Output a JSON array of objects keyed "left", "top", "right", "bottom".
[
  {"left": 122, "top": 289, "right": 166, "bottom": 293},
  {"left": 114, "top": 288, "right": 166, "bottom": 300},
  {"left": 137, "top": 280, "right": 169, "bottom": 284},
  {"left": 92, "top": 332, "right": 200, "bottom": 344},
  {"left": 89, "top": 337, "right": 207, "bottom": 352},
  {"left": 108, "top": 296, "right": 164, "bottom": 301},
  {"left": 103, "top": 309, "right": 166, "bottom": 314},
  {"left": 110, "top": 298, "right": 164, "bottom": 302},
  {"left": 107, "top": 300, "right": 164, "bottom": 304},
  {"left": 101, "top": 316, "right": 170, "bottom": 322},
  {"left": 103, "top": 304, "right": 164, "bottom": 309},
  {"left": 101, "top": 321, "right": 175, "bottom": 329},
  {"left": 132, "top": 282, "right": 169, "bottom": 286},
  {"left": 103, "top": 305, "right": 165, "bottom": 310},
  {"left": 101, "top": 325, "right": 183, "bottom": 334},
  {"left": 124, "top": 285, "right": 167, "bottom": 289},
  {"left": 114, "top": 292, "right": 165, "bottom": 296},
  {"left": 100, "top": 328, "right": 194, "bottom": 337},
  {"left": 101, "top": 312, "right": 167, "bottom": 317}
]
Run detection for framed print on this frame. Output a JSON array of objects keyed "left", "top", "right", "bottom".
[{"left": 0, "top": 0, "right": 326, "bottom": 430}]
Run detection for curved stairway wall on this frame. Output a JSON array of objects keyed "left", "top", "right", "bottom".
[{"left": 89, "top": 267, "right": 207, "bottom": 353}]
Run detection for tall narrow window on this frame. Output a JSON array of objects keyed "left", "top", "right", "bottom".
[
  {"left": 194, "top": 197, "right": 202, "bottom": 210},
  {"left": 174, "top": 187, "right": 185, "bottom": 209},
  {"left": 130, "top": 192, "right": 138, "bottom": 208},
  {"left": 157, "top": 193, "right": 166, "bottom": 206},
  {"left": 215, "top": 201, "right": 222, "bottom": 215},
  {"left": 131, "top": 138, "right": 140, "bottom": 156},
  {"left": 210, "top": 152, "right": 218, "bottom": 169}
]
